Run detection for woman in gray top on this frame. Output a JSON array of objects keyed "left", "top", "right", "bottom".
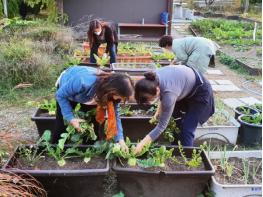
[
  {"left": 159, "top": 35, "right": 220, "bottom": 73},
  {"left": 134, "top": 65, "right": 214, "bottom": 153}
]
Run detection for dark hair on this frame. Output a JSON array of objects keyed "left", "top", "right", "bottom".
[
  {"left": 159, "top": 35, "right": 173, "bottom": 48},
  {"left": 135, "top": 72, "right": 159, "bottom": 104},
  {"left": 95, "top": 73, "right": 134, "bottom": 106},
  {"left": 88, "top": 19, "right": 103, "bottom": 47}
]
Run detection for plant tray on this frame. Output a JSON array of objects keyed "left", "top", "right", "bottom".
[
  {"left": 112, "top": 63, "right": 157, "bottom": 75},
  {"left": 112, "top": 146, "right": 215, "bottom": 197},
  {"left": 3, "top": 145, "right": 109, "bottom": 197},
  {"left": 209, "top": 150, "right": 262, "bottom": 197},
  {"left": 78, "top": 63, "right": 112, "bottom": 72}
]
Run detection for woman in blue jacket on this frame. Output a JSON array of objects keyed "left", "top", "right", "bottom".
[{"left": 55, "top": 66, "right": 134, "bottom": 150}]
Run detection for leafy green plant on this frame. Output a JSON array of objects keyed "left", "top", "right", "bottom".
[
  {"left": 251, "top": 103, "right": 262, "bottom": 112},
  {"left": 94, "top": 54, "right": 110, "bottom": 67},
  {"left": 150, "top": 115, "right": 180, "bottom": 143},
  {"left": 242, "top": 158, "right": 250, "bottom": 184},
  {"left": 39, "top": 98, "right": 56, "bottom": 115},
  {"left": 137, "top": 146, "right": 174, "bottom": 168},
  {"left": 191, "top": 19, "right": 262, "bottom": 51},
  {"left": 40, "top": 130, "right": 82, "bottom": 166},
  {"left": 151, "top": 52, "right": 175, "bottom": 62},
  {"left": 106, "top": 137, "right": 151, "bottom": 166},
  {"left": 218, "top": 146, "right": 237, "bottom": 178},
  {"left": 119, "top": 105, "right": 134, "bottom": 116},
  {"left": 241, "top": 113, "right": 262, "bottom": 125},
  {"left": 178, "top": 141, "right": 202, "bottom": 168}
]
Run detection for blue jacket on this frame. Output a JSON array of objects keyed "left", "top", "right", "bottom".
[{"left": 56, "top": 66, "right": 124, "bottom": 142}]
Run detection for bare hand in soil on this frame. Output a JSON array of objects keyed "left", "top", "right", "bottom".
[
  {"left": 119, "top": 139, "right": 129, "bottom": 153},
  {"left": 70, "top": 118, "right": 86, "bottom": 132}
]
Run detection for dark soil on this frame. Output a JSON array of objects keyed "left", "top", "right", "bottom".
[
  {"left": 121, "top": 110, "right": 154, "bottom": 117},
  {"left": 11, "top": 155, "right": 106, "bottom": 170},
  {"left": 117, "top": 156, "right": 206, "bottom": 171},
  {"left": 212, "top": 157, "right": 262, "bottom": 185}
]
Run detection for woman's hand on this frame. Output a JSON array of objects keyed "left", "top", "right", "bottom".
[
  {"left": 69, "top": 118, "right": 85, "bottom": 132},
  {"left": 134, "top": 135, "right": 152, "bottom": 154},
  {"left": 119, "top": 139, "right": 129, "bottom": 153}
]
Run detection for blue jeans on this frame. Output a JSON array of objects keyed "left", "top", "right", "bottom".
[{"left": 90, "top": 43, "right": 117, "bottom": 64}]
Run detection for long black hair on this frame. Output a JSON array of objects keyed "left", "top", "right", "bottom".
[
  {"left": 88, "top": 19, "right": 103, "bottom": 48},
  {"left": 95, "top": 73, "right": 134, "bottom": 106},
  {"left": 135, "top": 72, "right": 159, "bottom": 104}
]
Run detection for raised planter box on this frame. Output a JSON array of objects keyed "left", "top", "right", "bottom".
[
  {"left": 3, "top": 145, "right": 109, "bottom": 197},
  {"left": 112, "top": 63, "right": 157, "bottom": 76},
  {"left": 194, "top": 112, "right": 240, "bottom": 146},
  {"left": 118, "top": 104, "right": 166, "bottom": 143},
  {"left": 209, "top": 150, "right": 262, "bottom": 197},
  {"left": 112, "top": 146, "right": 215, "bottom": 197},
  {"left": 32, "top": 105, "right": 99, "bottom": 137}
]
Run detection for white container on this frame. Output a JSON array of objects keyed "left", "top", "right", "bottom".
[
  {"left": 195, "top": 112, "right": 240, "bottom": 145},
  {"left": 209, "top": 150, "right": 262, "bottom": 197}
]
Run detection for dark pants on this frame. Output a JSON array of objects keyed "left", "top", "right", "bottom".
[
  {"left": 172, "top": 69, "right": 215, "bottom": 146},
  {"left": 52, "top": 100, "right": 78, "bottom": 144},
  {"left": 90, "top": 43, "right": 117, "bottom": 64}
]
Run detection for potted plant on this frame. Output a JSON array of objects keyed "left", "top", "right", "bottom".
[
  {"left": 209, "top": 149, "right": 262, "bottom": 197},
  {"left": 250, "top": 103, "right": 262, "bottom": 113},
  {"left": 237, "top": 113, "right": 262, "bottom": 145},
  {"left": 3, "top": 130, "right": 109, "bottom": 197},
  {"left": 111, "top": 141, "right": 215, "bottom": 197},
  {"left": 234, "top": 105, "right": 258, "bottom": 119},
  {"left": 111, "top": 62, "right": 157, "bottom": 76}
]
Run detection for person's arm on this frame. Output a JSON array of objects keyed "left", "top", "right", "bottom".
[
  {"left": 135, "top": 92, "right": 177, "bottom": 153},
  {"left": 148, "top": 93, "right": 177, "bottom": 141},
  {"left": 56, "top": 77, "right": 84, "bottom": 122},
  {"left": 114, "top": 103, "right": 129, "bottom": 152},
  {"left": 114, "top": 103, "right": 124, "bottom": 142}
]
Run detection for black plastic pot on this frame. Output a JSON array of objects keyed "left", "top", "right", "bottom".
[
  {"left": 31, "top": 108, "right": 56, "bottom": 137},
  {"left": 119, "top": 104, "right": 166, "bottom": 143},
  {"left": 112, "top": 146, "right": 215, "bottom": 197},
  {"left": 237, "top": 115, "right": 262, "bottom": 145},
  {"left": 3, "top": 145, "right": 109, "bottom": 197},
  {"left": 234, "top": 106, "right": 258, "bottom": 119},
  {"left": 78, "top": 62, "right": 112, "bottom": 72}
]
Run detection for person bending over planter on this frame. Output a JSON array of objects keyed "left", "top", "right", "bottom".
[
  {"left": 88, "top": 19, "right": 118, "bottom": 64},
  {"left": 159, "top": 35, "right": 220, "bottom": 73},
  {"left": 55, "top": 66, "right": 134, "bottom": 151},
  {"left": 134, "top": 65, "right": 215, "bottom": 153}
]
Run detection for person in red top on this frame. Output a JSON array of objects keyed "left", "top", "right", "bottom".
[{"left": 88, "top": 19, "right": 118, "bottom": 64}]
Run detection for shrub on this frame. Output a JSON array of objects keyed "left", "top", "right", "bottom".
[{"left": 0, "top": 19, "right": 77, "bottom": 89}]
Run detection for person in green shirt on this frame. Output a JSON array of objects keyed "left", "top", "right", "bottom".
[{"left": 159, "top": 36, "right": 220, "bottom": 73}]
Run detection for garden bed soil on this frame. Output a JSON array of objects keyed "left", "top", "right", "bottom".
[
  {"left": 12, "top": 155, "right": 106, "bottom": 170},
  {"left": 117, "top": 157, "right": 205, "bottom": 172},
  {"left": 211, "top": 157, "right": 262, "bottom": 185}
]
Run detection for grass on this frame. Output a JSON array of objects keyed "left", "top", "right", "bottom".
[{"left": 0, "top": 87, "right": 55, "bottom": 107}]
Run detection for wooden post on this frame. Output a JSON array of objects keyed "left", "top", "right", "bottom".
[
  {"left": 253, "top": 22, "right": 258, "bottom": 41},
  {"left": 3, "top": 0, "right": 8, "bottom": 17}
]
